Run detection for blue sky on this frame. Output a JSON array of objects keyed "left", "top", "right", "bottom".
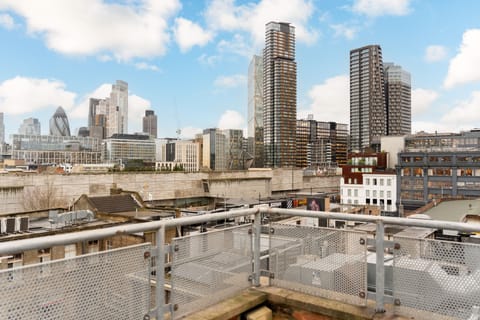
[{"left": 1, "top": 0, "right": 480, "bottom": 142}]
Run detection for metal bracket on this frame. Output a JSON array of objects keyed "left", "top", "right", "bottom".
[{"left": 260, "top": 270, "right": 275, "bottom": 279}]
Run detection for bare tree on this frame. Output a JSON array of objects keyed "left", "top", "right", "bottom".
[{"left": 23, "top": 178, "right": 67, "bottom": 211}]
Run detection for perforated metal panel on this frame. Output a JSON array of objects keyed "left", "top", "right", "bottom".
[
  {"left": 170, "top": 225, "right": 253, "bottom": 318},
  {"left": 268, "top": 223, "right": 367, "bottom": 306},
  {"left": 393, "top": 237, "right": 480, "bottom": 320},
  {"left": 0, "top": 243, "right": 151, "bottom": 320}
]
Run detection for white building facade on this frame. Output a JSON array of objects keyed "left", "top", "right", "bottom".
[{"left": 341, "top": 172, "right": 397, "bottom": 214}]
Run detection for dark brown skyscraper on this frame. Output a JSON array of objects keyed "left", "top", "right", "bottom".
[
  {"left": 350, "top": 45, "right": 386, "bottom": 152},
  {"left": 263, "top": 21, "right": 297, "bottom": 168},
  {"left": 143, "top": 110, "right": 157, "bottom": 138}
]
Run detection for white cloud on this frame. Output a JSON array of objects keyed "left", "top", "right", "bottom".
[
  {"left": 173, "top": 17, "right": 213, "bottom": 52},
  {"left": 217, "top": 110, "right": 245, "bottom": 130},
  {"left": 0, "top": 0, "right": 181, "bottom": 60},
  {"left": 198, "top": 53, "right": 221, "bottom": 66},
  {"left": 217, "top": 34, "right": 254, "bottom": 57},
  {"left": 0, "top": 76, "right": 76, "bottom": 115},
  {"left": 440, "top": 91, "right": 480, "bottom": 130},
  {"left": 129, "top": 94, "right": 151, "bottom": 133},
  {"left": 351, "top": 0, "right": 411, "bottom": 17},
  {"left": 302, "top": 75, "right": 349, "bottom": 124},
  {"left": 205, "top": 0, "right": 318, "bottom": 48},
  {"left": 0, "top": 13, "right": 15, "bottom": 29},
  {"left": 214, "top": 74, "right": 247, "bottom": 88},
  {"left": 444, "top": 29, "right": 480, "bottom": 89},
  {"left": 68, "top": 84, "right": 111, "bottom": 120},
  {"left": 411, "top": 121, "right": 453, "bottom": 134},
  {"left": 425, "top": 45, "right": 448, "bottom": 63},
  {"left": 330, "top": 23, "right": 358, "bottom": 40},
  {"left": 179, "top": 126, "right": 202, "bottom": 139},
  {"left": 412, "top": 88, "right": 438, "bottom": 116},
  {"left": 134, "top": 62, "right": 160, "bottom": 72}
]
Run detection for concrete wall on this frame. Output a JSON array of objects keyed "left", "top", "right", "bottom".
[{"left": 0, "top": 169, "right": 340, "bottom": 214}]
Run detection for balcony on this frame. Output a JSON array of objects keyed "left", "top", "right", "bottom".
[{"left": 1, "top": 208, "right": 480, "bottom": 320}]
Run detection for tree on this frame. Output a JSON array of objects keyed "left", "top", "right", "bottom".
[{"left": 23, "top": 178, "right": 66, "bottom": 211}]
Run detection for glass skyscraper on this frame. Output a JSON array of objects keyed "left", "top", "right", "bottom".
[
  {"left": 49, "top": 106, "right": 71, "bottom": 137},
  {"left": 263, "top": 22, "right": 297, "bottom": 168},
  {"left": 248, "top": 55, "right": 264, "bottom": 168}
]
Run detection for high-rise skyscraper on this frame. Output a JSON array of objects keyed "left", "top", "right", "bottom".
[
  {"left": 263, "top": 22, "right": 297, "bottom": 168},
  {"left": 143, "top": 110, "right": 157, "bottom": 138},
  {"left": 108, "top": 80, "right": 128, "bottom": 136},
  {"left": 50, "top": 106, "right": 71, "bottom": 136},
  {"left": 19, "top": 118, "right": 41, "bottom": 135},
  {"left": 350, "top": 45, "right": 386, "bottom": 152},
  {"left": 384, "top": 63, "right": 411, "bottom": 135},
  {"left": 0, "top": 112, "right": 4, "bottom": 145},
  {"left": 248, "top": 55, "right": 264, "bottom": 168}
]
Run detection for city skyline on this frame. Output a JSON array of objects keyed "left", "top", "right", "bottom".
[{"left": 1, "top": 1, "right": 480, "bottom": 142}]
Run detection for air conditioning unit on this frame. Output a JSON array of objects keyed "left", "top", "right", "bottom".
[
  {"left": 6, "top": 217, "right": 16, "bottom": 234},
  {"left": 19, "top": 217, "right": 29, "bottom": 232}
]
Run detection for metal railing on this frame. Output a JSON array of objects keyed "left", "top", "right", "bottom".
[{"left": 2, "top": 207, "right": 480, "bottom": 319}]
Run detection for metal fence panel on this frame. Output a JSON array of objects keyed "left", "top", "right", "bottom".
[
  {"left": 0, "top": 243, "right": 151, "bottom": 320},
  {"left": 170, "top": 225, "right": 253, "bottom": 318},
  {"left": 393, "top": 237, "right": 480, "bottom": 319},
  {"left": 269, "top": 223, "right": 367, "bottom": 306}
]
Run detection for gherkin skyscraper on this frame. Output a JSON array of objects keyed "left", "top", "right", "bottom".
[{"left": 49, "top": 106, "right": 71, "bottom": 137}]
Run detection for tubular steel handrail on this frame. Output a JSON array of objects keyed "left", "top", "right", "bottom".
[{"left": 2, "top": 207, "right": 480, "bottom": 319}]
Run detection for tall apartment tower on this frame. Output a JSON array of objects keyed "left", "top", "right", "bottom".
[
  {"left": 108, "top": 80, "right": 128, "bottom": 136},
  {"left": 49, "top": 106, "right": 71, "bottom": 137},
  {"left": 143, "top": 110, "right": 158, "bottom": 138},
  {"left": 0, "top": 112, "right": 4, "bottom": 145},
  {"left": 263, "top": 22, "right": 297, "bottom": 168},
  {"left": 384, "top": 63, "right": 411, "bottom": 135},
  {"left": 19, "top": 118, "right": 41, "bottom": 135},
  {"left": 248, "top": 55, "right": 264, "bottom": 168},
  {"left": 350, "top": 45, "right": 386, "bottom": 152},
  {"left": 88, "top": 98, "right": 108, "bottom": 139}
]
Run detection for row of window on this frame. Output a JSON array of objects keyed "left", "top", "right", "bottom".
[
  {"left": 365, "top": 177, "right": 392, "bottom": 186},
  {"left": 345, "top": 188, "right": 392, "bottom": 198}
]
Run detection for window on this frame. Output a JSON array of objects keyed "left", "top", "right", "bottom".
[
  {"left": 387, "top": 179, "right": 392, "bottom": 186},
  {"left": 365, "top": 178, "right": 370, "bottom": 185},
  {"left": 354, "top": 189, "right": 358, "bottom": 197},
  {"left": 366, "top": 190, "right": 370, "bottom": 197},
  {"left": 380, "top": 190, "right": 384, "bottom": 198},
  {"left": 373, "top": 190, "right": 377, "bottom": 197},
  {"left": 380, "top": 179, "right": 384, "bottom": 186},
  {"left": 387, "top": 191, "right": 391, "bottom": 198},
  {"left": 373, "top": 179, "right": 377, "bottom": 186},
  {"left": 348, "top": 189, "right": 351, "bottom": 196}
]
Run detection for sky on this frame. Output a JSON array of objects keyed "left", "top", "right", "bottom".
[{"left": 0, "top": 0, "right": 480, "bottom": 142}]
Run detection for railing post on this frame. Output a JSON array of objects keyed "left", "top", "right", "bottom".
[
  {"left": 253, "top": 209, "right": 261, "bottom": 286},
  {"left": 375, "top": 220, "right": 385, "bottom": 313},
  {"left": 156, "top": 226, "right": 165, "bottom": 320}
]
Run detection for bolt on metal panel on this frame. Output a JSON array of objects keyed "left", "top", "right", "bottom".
[
  {"left": 0, "top": 243, "right": 151, "bottom": 320},
  {"left": 170, "top": 225, "right": 253, "bottom": 319},
  {"left": 268, "top": 223, "right": 368, "bottom": 306},
  {"left": 393, "top": 236, "right": 480, "bottom": 320}
]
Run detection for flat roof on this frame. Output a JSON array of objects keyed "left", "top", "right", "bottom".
[{"left": 422, "top": 199, "right": 480, "bottom": 222}]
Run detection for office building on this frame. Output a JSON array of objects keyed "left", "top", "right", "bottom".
[
  {"left": 396, "top": 130, "right": 480, "bottom": 210},
  {"left": 49, "top": 106, "right": 71, "bottom": 137},
  {"left": 340, "top": 152, "right": 397, "bottom": 215},
  {"left": 11, "top": 134, "right": 101, "bottom": 164},
  {"left": 296, "top": 116, "right": 348, "bottom": 169},
  {"left": 88, "top": 98, "right": 107, "bottom": 140},
  {"left": 156, "top": 140, "right": 201, "bottom": 172},
  {"left": 19, "top": 118, "right": 41, "bottom": 136},
  {"left": 223, "top": 129, "right": 244, "bottom": 170},
  {"left": 263, "top": 21, "right": 297, "bottom": 168},
  {"left": 248, "top": 55, "right": 264, "bottom": 168},
  {"left": 350, "top": 45, "right": 386, "bottom": 152},
  {"left": 143, "top": 110, "right": 158, "bottom": 138},
  {"left": 384, "top": 63, "right": 411, "bottom": 135},
  {"left": 109, "top": 80, "right": 128, "bottom": 136},
  {"left": 202, "top": 128, "right": 226, "bottom": 171},
  {"left": 102, "top": 133, "right": 155, "bottom": 164}
]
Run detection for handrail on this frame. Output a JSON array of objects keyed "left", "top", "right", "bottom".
[{"left": 2, "top": 207, "right": 480, "bottom": 255}]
